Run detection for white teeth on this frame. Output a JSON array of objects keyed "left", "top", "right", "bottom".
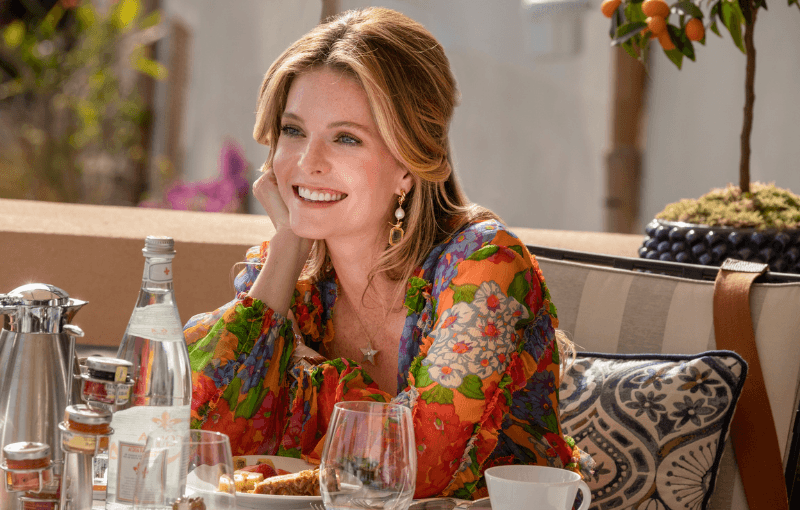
[{"left": 297, "top": 186, "right": 345, "bottom": 203}]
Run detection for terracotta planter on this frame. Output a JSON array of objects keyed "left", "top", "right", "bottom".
[{"left": 639, "top": 219, "right": 800, "bottom": 274}]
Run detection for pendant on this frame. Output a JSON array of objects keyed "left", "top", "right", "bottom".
[{"left": 360, "top": 346, "right": 379, "bottom": 365}]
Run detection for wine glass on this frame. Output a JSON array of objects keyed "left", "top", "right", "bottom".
[
  {"left": 320, "top": 401, "right": 417, "bottom": 510},
  {"left": 132, "top": 429, "right": 236, "bottom": 509}
]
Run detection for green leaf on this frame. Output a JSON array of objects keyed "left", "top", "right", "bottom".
[
  {"left": 612, "top": 22, "right": 648, "bottom": 46},
  {"left": 3, "top": 21, "right": 25, "bottom": 49},
  {"left": 133, "top": 55, "right": 168, "bottom": 80},
  {"left": 457, "top": 374, "right": 485, "bottom": 400},
  {"left": 38, "top": 4, "right": 65, "bottom": 38},
  {"left": 668, "top": 24, "right": 696, "bottom": 61},
  {"left": 413, "top": 364, "right": 435, "bottom": 387},
  {"left": 451, "top": 283, "right": 478, "bottom": 304},
  {"left": 625, "top": 1, "right": 647, "bottom": 23},
  {"left": 467, "top": 245, "right": 499, "bottom": 261},
  {"left": 114, "top": 0, "right": 141, "bottom": 30},
  {"left": 710, "top": 20, "right": 722, "bottom": 37},
  {"left": 508, "top": 270, "right": 530, "bottom": 307},
  {"left": 140, "top": 10, "right": 162, "bottom": 29},
  {"left": 664, "top": 47, "right": 684, "bottom": 69},
  {"left": 674, "top": 0, "right": 704, "bottom": 18},
  {"left": 621, "top": 39, "right": 641, "bottom": 60},
  {"left": 75, "top": 4, "right": 97, "bottom": 30},
  {"left": 720, "top": 0, "right": 746, "bottom": 53},
  {"left": 421, "top": 385, "right": 454, "bottom": 405}
]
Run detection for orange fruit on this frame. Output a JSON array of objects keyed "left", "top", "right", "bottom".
[
  {"left": 685, "top": 18, "right": 705, "bottom": 41},
  {"left": 642, "top": 0, "right": 670, "bottom": 18},
  {"left": 658, "top": 32, "right": 676, "bottom": 50},
  {"left": 601, "top": 0, "right": 622, "bottom": 18},
  {"left": 647, "top": 16, "right": 667, "bottom": 36}
]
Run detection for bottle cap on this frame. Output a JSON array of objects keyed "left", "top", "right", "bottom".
[
  {"left": 143, "top": 236, "right": 176, "bottom": 257},
  {"left": 85, "top": 356, "right": 133, "bottom": 382},
  {"left": 3, "top": 442, "right": 50, "bottom": 461},
  {"left": 64, "top": 404, "right": 112, "bottom": 426}
]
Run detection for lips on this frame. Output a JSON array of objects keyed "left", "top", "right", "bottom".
[{"left": 295, "top": 186, "right": 347, "bottom": 203}]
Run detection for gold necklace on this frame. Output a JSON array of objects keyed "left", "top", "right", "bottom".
[{"left": 342, "top": 296, "right": 381, "bottom": 365}]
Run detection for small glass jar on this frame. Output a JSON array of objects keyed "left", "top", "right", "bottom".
[
  {"left": 2, "top": 442, "right": 52, "bottom": 493},
  {"left": 81, "top": 356, "right": 134, "bottom": 406},
  {"left": 60, "top": 404, "right": 112, "bottom": 455},
  {"left": 19, "top": 486, "right": 60, "bottom": 510}
]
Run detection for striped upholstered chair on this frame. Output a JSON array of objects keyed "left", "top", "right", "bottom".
[{"left": 529, "top": 245, "right": 800, "bottom": 510}]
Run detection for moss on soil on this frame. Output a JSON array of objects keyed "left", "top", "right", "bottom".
[{"left": 656, "top": 182, "right": 800, "bottom": 230}]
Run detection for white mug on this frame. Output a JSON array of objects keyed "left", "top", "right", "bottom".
[{"left": 485, "top": 465, "right": 591, "bottom": 510}]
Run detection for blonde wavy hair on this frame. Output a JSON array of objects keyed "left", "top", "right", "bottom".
[
  {"left": 252, "top": 7, "right": 574, "bottom": 361},
  {"left": 253, "top": 7, "right": 497, "bottom": 289}
]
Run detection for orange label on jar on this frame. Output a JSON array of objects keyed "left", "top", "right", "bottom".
[{"left": 62, "top": 430, "right": 104, "bottom": 455}]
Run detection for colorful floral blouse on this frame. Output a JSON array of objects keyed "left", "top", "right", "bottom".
[{"left": 185, "top": 220, "right": 592, "bottom": 499}]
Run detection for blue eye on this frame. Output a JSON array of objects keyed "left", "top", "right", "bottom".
[
  {"left": 280, "top": 125, "right": 302, "bottom": 137},
  {"left": 337, "top": 134, "right": 361, "bottom": 145}
]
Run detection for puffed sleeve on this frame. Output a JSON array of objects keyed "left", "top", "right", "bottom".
[
  {"left": 185, "top": 242, "right": 297, "bottom": 455},
  {"left": 401, "top": 225, "right": 580, "bottom": 498}
]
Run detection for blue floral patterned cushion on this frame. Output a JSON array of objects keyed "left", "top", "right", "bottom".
[{"left": 559, "top": 351, "right": 747, "bottom": 510}]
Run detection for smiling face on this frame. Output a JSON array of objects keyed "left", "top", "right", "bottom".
[{"left": 272, "top": 67, "right": 412, "bottom": 246}]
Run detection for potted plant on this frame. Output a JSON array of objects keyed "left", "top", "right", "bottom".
[
  {"left": 0, "top": 0, "right": 164, "bottom": 205},
  {"left": 600, "top": 0, "right": 800, "bottom": 272}
]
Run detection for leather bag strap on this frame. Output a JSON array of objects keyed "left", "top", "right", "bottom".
[{"left": 713, "top": 259, "right": 789, "bottom": 510}]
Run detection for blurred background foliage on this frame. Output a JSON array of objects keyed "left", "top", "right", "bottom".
[{"left": 0, "top": 0, "right": 164, "bottom": 205}]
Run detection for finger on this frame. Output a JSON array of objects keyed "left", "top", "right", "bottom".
[{"left": 264, "top": 167, "right": 278, "bottom": 184}]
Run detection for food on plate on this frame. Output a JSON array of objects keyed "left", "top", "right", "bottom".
[
  {"left": 218, "top": 457, "right": 321, "bottom": 496},
  {"left": 252, "top": 468, "right": 320, "bottom": 496},
  {"left": 238, "top": 462, "right": 278, "bottom": 478},
  {"left": 233, "top": 456, "right": 274, "bottom": 471}
]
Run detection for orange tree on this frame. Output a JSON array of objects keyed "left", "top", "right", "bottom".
[{"left": 601, "top": 0, "right": 800, "bottom": 194}]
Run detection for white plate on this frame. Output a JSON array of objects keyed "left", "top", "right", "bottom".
[{"left": 233, "top": 455, "right": 320, "bottom": 510}]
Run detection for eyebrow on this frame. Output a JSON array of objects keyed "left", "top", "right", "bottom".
[{"left": 281, "top": 112, "right": 372, "bottom": 133}]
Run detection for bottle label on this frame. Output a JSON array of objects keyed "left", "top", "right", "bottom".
[
  {"left": 125, "top": 304, "right": 184, "bottom": 343},
  {"left": 107, "top": 404, "right": 190, "bottom": 505},
  {"left": 143, "top": 261, "right": 173, "bottom": 283}
]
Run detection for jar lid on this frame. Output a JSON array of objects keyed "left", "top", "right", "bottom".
[
  {"left": 64, "top": 404, "right": 112, "bottom": 426},
  {"left": 85, "top": 356, "right": 133, "bottom": 381},
  {"left": 3, "top": 442, "right": 50, "bottom": 461}
]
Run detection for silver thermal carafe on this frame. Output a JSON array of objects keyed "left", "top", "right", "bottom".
[{"left": 0, "top": 284, "right": 86, "bottom": 509}]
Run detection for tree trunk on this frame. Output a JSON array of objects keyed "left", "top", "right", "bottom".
[{"left": 740, "top": 6, "right": 757, "bottom": 194}]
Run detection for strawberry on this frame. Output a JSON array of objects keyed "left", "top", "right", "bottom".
[{"left": 238, "top": 463, "right": 277, "bottom": 478}]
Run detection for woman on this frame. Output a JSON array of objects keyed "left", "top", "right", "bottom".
[{"left": 185, "top": 7, "right": 592, "bottom": 499}]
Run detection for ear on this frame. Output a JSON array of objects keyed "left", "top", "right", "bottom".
[{"left": 396, "top": 169, "right": 415, "bottom": 196}]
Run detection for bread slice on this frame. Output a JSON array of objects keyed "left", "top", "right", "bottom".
[{"left": 252, "top": 468, "right": 320, "bottom": 496}]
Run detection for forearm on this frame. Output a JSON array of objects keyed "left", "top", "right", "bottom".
[{"left": 248, "top": 229, "right": 312, "bottom": 316}]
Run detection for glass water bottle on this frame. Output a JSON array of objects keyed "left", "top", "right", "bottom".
[{"left": 105, "top": 236, "right": 192, "bottom": 509}]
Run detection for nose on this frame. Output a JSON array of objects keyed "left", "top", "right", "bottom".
[{"left": 297, "top": 136, "right": 329, "bottom": 174}]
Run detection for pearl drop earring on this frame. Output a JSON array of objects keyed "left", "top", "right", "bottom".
[{"left": 389, "top": 191, "right": 407, "bottom": 246}]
